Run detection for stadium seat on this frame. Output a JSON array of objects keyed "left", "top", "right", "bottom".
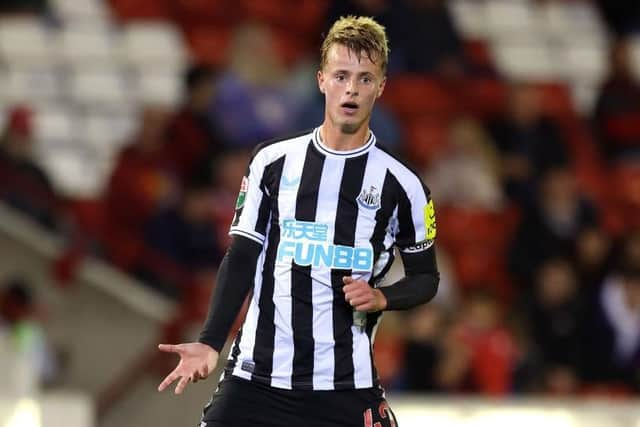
[
  {"left": 491, "top": 40, "right": 558, "bottom": 81},
  {"left": 557, "top": 42, "right": 608, "bottom": 84},
  {"left": 484, "top": 0, "right": 540, "bottom": 38},
  {"left": 173, "top": 0, "right": 241, "bottom": 28},
  {"left": 403, "top": 118, "right": 449, "bottom": 169},
  {"left": 56, "top": 26, "right": 118, "bottom": 67},
  {"left": 184, "top": 27, "right": 232, "bottom": 67},
  {"left": 108, "top": 0, "right": 171, "bottom": 21},
  {"left": 119, "top": 22, "right": 188, "bottom": 72},
  {"left": 462, "top": 78, "right": 507, "bottom": 118},
  {"left": 1, "top": 66, "right": 62, "bottom": 105},
  {"left": 538, "top": 0, "right": 607, "bottom": 43},
  {"left": 69, "top": 67, "right": 131, "bottom": 110},
  {"left": 33, "top": 107, "right": 76, "bottom": 143},
  {"left": 449, "top": 0, "right": 489, "bottom": 39},
  {"left": 79, "top": 111, "right": 136, "bottom": 158},
  {"left": 381, "top": 76, "right": 457, "bottom": 120},
  {"left": 0, "top": 18, "right": 53, "bottom": 66},
  {"left": 132, "top": 71, "right": 182, "bottom": 108},
  {"left": 37, "top": 144, "right": 110, "bottom": 198},
  {"left": 50, "top": 0, "right": 111, "bottom": 25}
]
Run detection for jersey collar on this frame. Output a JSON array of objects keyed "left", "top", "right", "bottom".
[{"left": 312, "top": 127, "right": 376, "bottom": 158}]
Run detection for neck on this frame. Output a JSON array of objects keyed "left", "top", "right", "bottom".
[{"left": 319, "top": 121, "right": 370, "bottom": 152}]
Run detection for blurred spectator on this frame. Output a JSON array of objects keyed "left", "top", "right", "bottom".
[
  {"left": 0, "top": 105, "right": 57, "bottom": 229},
  {"left": 596, "top": 0, "right": 640, "bottom": 36},
  {"left": 508, "top": 168, "right": 599, "bottom": 288},
  {"left": 0, "top": 277, "right": 57, "bottom": 390},
  {"left": 438, "top": 291, "right": 518, "bottom": 395},
  {"left": 103, "top": 106, "right": 178, "bottom": 270},
  {"left": 401, "top": 303, "right": 446, "bottom": 391},
  {"left": 210, "top": 148, "right": 252, "bottom": 249},
  {"left": 525, "top": 258, "right": 585, "bottom": 391},
  {"left": 583, "top": 230, "right": 640, "bottom": 390},
  {"left": 0, "top": 0, "right": 48, "bottom": 14},
  {"left": 166, "top": 64, "right": 229, "bottom": 185},
  {"left": 487, "top": 83, "right": 570, "bottom": 204},
  {"left": 573, "top": 227, "right": 614, "bottom": 295},
  {"left": 593, "top": 39, "right": 640, "bottom": 163},
  {"left": 424, "top": 116, "right": 504, "bottom": 211},
  {"left": 325, "top": 0, "right": 464, "bottom": 76},
  {"left": 142, "top": 178, "right": 223, "bottom": 298},
  {"left": 210, "top": 22, "right": 304, "bottom": 147}
]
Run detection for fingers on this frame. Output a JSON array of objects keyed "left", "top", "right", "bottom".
[
  {"left": 157, "top": 369, "right": 179, "bottom": 392},
  {"left": 174, "top": 375, "right": 191, "bottom": 395},
  {"left": 342, "top": 276, "right": 354, "bottom": 285},
  {"left": 158, "top": 343, "right": 181, "bottom": 354}
]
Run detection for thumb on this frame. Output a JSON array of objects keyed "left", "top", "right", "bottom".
[
  {"left": 158, "top": 344, "right": 181, "bottom": 354},
  {"left": 342, "top": 276, "right": 353, "bottom": 285}
]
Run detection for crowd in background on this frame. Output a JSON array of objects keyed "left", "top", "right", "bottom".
[{"left": 1, "top": 0, "right": 640, "bottom": 397}]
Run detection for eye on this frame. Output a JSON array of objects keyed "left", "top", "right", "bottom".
[
  {"left": 335, "top": 73, "right": 346, "bottom": 81},
  {"left": 362, "top": 76, "right": 372, "bottom": 84}
]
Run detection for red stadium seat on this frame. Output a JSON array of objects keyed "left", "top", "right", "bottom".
[
  {"left": 381, "top": 76, "right": 457, "bottom": 120},
  {"left": 108, "top": 0, "right": 171, "bottom": 21},
  {"left": 532, "top": 82, "right": 576, "bottom": 122},
  {"left": 173, "top": 0, "right": 241, "bottom": 27},
  {"left": 184, "top": 27, "right": 232, "bottom": 67},
  {"left": 462, "top": 78, "right": 507, "bottom": 118},
  {"left": 404, "top": 118, "right": 449, "bottom": 169}
]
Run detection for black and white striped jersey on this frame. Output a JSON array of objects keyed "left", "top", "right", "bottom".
[{"left": 225, "top": 127, "right": 436, "bottom": 391}]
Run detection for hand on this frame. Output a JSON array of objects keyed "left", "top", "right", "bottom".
[
  {"left": 342, "top": 276, "right": 387, "bottom": 312},
  {"left": 157, "top": 342, "right": 219, "bottom": 395}
]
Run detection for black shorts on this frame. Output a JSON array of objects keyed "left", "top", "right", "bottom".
[{"left": 199, "top": 375, "right": 398, "bottom": 427}]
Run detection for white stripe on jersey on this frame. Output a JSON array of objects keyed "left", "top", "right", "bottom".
[
  {"left": 270, "top": 144, "right": 307, "bottom": 388},
  {"left": 311, "top": 155, "right": 344, "bottom": 389}
]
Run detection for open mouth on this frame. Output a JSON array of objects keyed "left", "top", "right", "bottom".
[{"left": 341, "top": 102, "right": 359, "bottom": 114}]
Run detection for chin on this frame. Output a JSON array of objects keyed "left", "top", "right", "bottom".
[{"left": 339, "top": 123, "right": 360, "bottom": 134}]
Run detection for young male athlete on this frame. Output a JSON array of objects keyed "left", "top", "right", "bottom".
[{"left": 158, "top": 16, "right": 439, "bottom": 427}]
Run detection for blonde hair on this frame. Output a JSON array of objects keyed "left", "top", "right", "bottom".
[{"left": 320, "top": 16, "right": 389, "bottom": 74}]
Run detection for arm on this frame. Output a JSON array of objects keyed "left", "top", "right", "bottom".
[
  {"left": 378, "top": 246, "right": 439, "bottom": 310},
  {"left": 342, "top": 245, "right": 439, "bottom": 312},
  {"left": 198, "top": 235, "right": 263, "bottom": 352},
  {"left": 157, "top": 235, "right": 262, "bottom": 394}
]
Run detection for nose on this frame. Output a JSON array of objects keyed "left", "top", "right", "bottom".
[{"left": 346, "top": 78, "right": 358, "bottom": 96}]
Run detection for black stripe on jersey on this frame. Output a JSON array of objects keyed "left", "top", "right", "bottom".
[
  {"left": 370, "top": 170, "right": 398, "bottom": 259},
  {"left": 224, "top": 326, "right": 244, "bottom": 376},
  {"left": 252, "top": 156, "right": 285, "bottom": 384},
  {"left": 390, "top": 171, "right": 416, "bottom": 247},
  {"left": 291, "top": 143, "right": 325, "bottom": 389},
  {"left": 365, "top": 311, "right": 382, "bottom": 385},
  {"left": 332, "top": 154, "right": 368, "bottom": 389}
]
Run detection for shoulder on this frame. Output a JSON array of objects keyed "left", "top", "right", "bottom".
[
  {"left": 249, "top": 129, "right": 314, "bottom": 165},
  {"left": 372, "top": 145, "right": 431, "bottom": 197}
]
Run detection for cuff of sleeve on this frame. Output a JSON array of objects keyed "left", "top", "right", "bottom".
[
  {"left": 229, "top": 228, "right": 265, "bottom": 245},
  {"left": 198, "top": 335, "right": 225, "bottom": 354}
]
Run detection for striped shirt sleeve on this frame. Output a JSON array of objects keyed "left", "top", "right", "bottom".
[
  {"left": 229, "top": 152, "right": 271, "bottom": 245},
  {"left": 393, "top": 173, "right": 436, "bottom": 253}
]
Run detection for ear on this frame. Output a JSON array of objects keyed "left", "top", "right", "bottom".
[
  {"left": 376, "top": 76, "right": 386, "bottom": 99},
  {"left": 317, "top": 69, "right": 325, "bottom": 94}
]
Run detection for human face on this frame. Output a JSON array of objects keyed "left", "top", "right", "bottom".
[{"left": 317, "top": 44, "right": 386, "bottom": 134}]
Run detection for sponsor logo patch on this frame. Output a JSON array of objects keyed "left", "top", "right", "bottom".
[
  {"left": 276, "top": 219, "right": 373, "bottom": 271},
  {"left": 235, "top": 176, "right": 248, "bottom": 209}
]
